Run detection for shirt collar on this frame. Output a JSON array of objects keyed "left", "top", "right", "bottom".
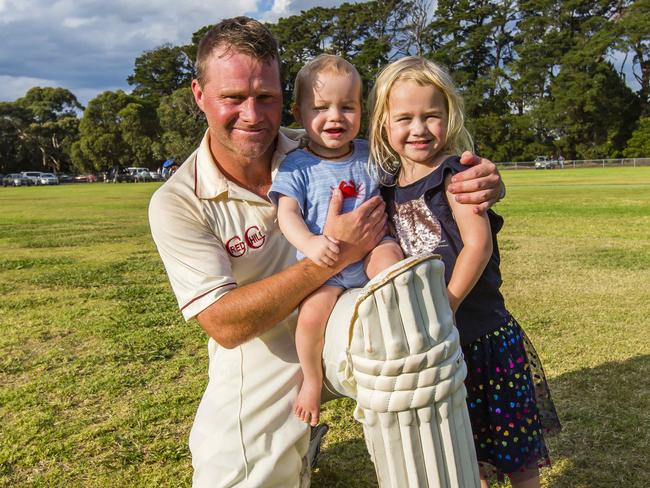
[{"left": 194, "top": 127, "right": 304, "bottom": 201}]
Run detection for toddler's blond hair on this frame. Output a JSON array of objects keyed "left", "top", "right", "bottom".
[{"left": 293, "top": 54, "right": 362, "bottom": 111}]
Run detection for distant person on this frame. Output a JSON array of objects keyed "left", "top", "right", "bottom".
[
  {"left": 558, "top": 154, "right": 565, "bottom": 168},
  {"left": 372, "top": 56, "right": 561, "bottom": 488},
  {"left": 149, "top": 17, "right": 504, "bottom": 487},
  {"left": 109, "top": 165, "right": 119, "bottom": 183},
  {"left": 269, "top": 54, "right": 404, "bottom": 426}
]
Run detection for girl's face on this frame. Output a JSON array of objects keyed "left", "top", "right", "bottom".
[{"left": 384, "top": 80, "right": 449, "bottom": 169}]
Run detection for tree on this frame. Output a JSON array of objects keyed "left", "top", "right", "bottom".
[
  {"left": 127, "top": 44, "right": 194, "bottom": 103},
  {"left": 118, "top": 100, "right": 160, "bottom": 166},
  {"left": 268, "top": 6, "right": 337, "bottom": 124},
  {"left": 402, "top": 0, "right": 435, "bottom": 56},
  {"left": 13, "top": 87, "right": 82, "bottom": 173},
  {"left": 266, "top": 1, "right": 413, "bottom": 125},
  {"left": 547, "top": 60, "right": 640, "bottom": 158},
  {"left": 0, "top": 102, "right": 32, "bottom": 173},
  {"left": 624, "top": 116, "right": 650, "bottom": 156},
  {"left": 428, "top": 0, "right": 517, "bottom": 159},
  {"left": 72, "top": 90, "right": 159, "bottom": 172},
  {"left": 611, "top": 0, "right": 650, "bottom": 114},
  {"left": 156, "top": 87, "right": 206, "bottom": 162}
]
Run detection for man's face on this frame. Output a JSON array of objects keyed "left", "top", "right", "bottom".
[{"left": 192, "top": 47, "right": 283, "bottom": 163}]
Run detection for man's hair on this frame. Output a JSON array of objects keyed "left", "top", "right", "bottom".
[
  {"left": 195, "top": 16, "right": 280, "bottom": 87},
  {"left": 293, "top": 54, "right": 362, "bottom": 107}
]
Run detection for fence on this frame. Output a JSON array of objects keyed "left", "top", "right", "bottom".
[{"left": 496, "top": 157, "right": 650, "bottom": 169}]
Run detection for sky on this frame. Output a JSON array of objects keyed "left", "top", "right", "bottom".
[
  {"left": 0, "top": 0, "right": 366, "bottom": 106},
  {"left": 0, "top": 0, "right": 639, "bottom": 106}
]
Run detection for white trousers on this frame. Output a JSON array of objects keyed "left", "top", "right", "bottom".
[{"left": 191, "top": 255, "right": 479, "bottom": 487}]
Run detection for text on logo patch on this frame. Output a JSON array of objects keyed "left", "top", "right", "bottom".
[{"left": 225, "top": 225, "right": 266, "bottom": 257}]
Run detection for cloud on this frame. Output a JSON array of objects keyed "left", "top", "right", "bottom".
[
  {"left": 0, "top": 0, "right": 259, "bottom": 103},
  {"left": 0, "top": 75, "right": 59, "bottom": 101},
  {"left": 261, "top": 0, "right": 369, "bottom": 21},
  {"left": 0, "top": 0, "right": 372, "bottom": 104}
]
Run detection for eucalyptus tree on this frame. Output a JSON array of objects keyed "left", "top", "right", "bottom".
[
  {"left": 156, "top": 86, "right": 207, "bottom": 162},
  {"left": 71, "top": 90, "right": 158, "bottom": 172},
  {"left": 128, "top": 44, "right": 195, "bottom": 103},
  {"left": 8, "top": 87, "right": 82, "bottom": 173}
]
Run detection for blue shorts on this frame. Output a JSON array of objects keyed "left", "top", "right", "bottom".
[{"left": 325, "top": 260, "right": 368, "bottom": 289}]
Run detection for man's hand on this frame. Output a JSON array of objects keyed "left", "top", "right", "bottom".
[
  {"left": 323, "top": 189, "right": 387, "bottom": 269},
  {"left": 446, "top": 151, "right": 505, "bottom": 214},
  {"left": 304, "top": 235, "right": 340, "bottom": 267}
]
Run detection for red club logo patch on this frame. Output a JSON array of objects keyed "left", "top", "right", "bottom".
[
  {"left": 245, "top": 225, "right": 266, "bottom": 249},
  {"left": 225, "top": 225, "right": 267, "bottom": 257},
  {"left": 225, "top": 236, "right": 246, "bottom": 257}
]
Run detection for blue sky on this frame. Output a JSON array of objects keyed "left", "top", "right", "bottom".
[
  {"left": 0, "top": 0, "right": 364, "bottom": 105},
  {"left": 0, "top": 0, "right": 639, "bottom": 106}
]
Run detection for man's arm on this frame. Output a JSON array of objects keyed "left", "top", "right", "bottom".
[
  {"left": 446, "top": 151, "right": 506, "bottom": 214},
  {"left": 197, "top": 259, "right": 335, "bottom": 348},
  {"left": 197, "top": 190, "right": 386, "bottom": 348}
]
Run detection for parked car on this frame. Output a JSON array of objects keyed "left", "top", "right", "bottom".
[
  {"left": 149, "top": 171, "right": 164, "bottom": 182},
  {"left": 21, "top": 171, "right": 43, "bottom": 184},
  {"left": 534, "top": 156, "right": 557, "bottom": 169},
  {"left": 74, "top": 174, "right": 98, "bottom": 183},
  {"left": 129, "top": 167, "right": 153, "bottom": 183},
  {"left": 56, "top": 173, "right": 74, "bottom": 183},
  {"left": 107, "top": 167, "right": 133, "bottom": 183},
  {"left": 39, "top": 173, "right": 59, "bottom": 185},
  {"left": 3, "top": 173, "right": 33, "bottom": 187}
]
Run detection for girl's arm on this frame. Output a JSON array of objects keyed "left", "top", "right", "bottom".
[
  {"left": 277, "top": 195, "right": 340, "bottom": 267},
  {"left": 444, "top": 174, "right": 493, "bottom": 313}
]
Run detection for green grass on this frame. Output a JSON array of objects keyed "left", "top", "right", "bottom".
[{"left": 1, "top": 169, "right": 649, "bottom": 487}]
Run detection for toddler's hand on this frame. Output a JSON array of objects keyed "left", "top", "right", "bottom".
[{"left": 305, "top": 235, "right": 340, "bottom": 267}]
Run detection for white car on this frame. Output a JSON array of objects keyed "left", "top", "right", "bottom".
[
  {"left": 3, "top": 173, "right": 33, "bottom": 187},
  {"left": 39, "top": 173, "right": 59, "bottom": 185},
  {"left": 21, "top": 171, "right": 43, "bottom": 184},
  {"left": 534, "top": 156, "right": 557, "bottom": 169},
  {"left": 148, "top": 171, "right": 164, "bottom": 181},
  {"left": 128, "top": 167, "right": 153, "bottom": 182}
]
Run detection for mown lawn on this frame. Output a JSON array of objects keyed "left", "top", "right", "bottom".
[{"left": 1, "top": 168, "right": 649, "bottom": 487}]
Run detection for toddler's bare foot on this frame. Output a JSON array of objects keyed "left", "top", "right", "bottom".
[{"left": 294, "top": 380, "right": 322, "bottom": 426}]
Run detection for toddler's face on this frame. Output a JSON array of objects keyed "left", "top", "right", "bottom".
[
  {"left": 295, "top": 72, "right": 361, "bottom": 158},
  {"left": 384, "top": 80, "right": 449, "bottom": 169}
]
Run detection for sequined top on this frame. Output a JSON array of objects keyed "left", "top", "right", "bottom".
[{"left": 382, "top": 156, "right": 509, "bottom": 345}]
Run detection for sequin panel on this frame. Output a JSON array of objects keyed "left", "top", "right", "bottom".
[{"left": 392, "top": 195, "right": 443, "bottom": 256}]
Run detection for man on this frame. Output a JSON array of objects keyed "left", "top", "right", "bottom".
[{"left": 149, "top": 16, "right": 503, "bottom": 487}]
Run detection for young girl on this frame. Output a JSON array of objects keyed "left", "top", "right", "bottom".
[{"left": 369, "top": 56, "right": 561, "bottom": 487}]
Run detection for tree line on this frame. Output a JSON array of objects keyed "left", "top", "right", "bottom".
[{"left": 1, "top": 0, "right": 649, "bottom": 175}]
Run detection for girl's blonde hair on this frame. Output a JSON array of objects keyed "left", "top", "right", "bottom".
[{"left": 368, "top": 56, "right": 473, "bottom": 178}]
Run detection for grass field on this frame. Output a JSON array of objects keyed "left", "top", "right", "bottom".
[{"left": 1, "top": 168, "right": 649, "bottom": 487}]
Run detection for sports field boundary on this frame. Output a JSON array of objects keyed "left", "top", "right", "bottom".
[{"left": 497, "top": 157, "right": 650, "bottom": 170}]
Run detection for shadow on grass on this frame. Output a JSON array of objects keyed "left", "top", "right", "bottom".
[
  {"left": 312, "top": 355, "right": 650, "bottom": 488},
  {"left": 311, "top": 436, "right": 377, "bottom": 488},
  {"left": 544, "top": 354, "right": 650, "bottom": 488}
]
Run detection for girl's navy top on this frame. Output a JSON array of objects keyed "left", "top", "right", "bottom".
[{"left": 381, "top": 156, "right": 510, "bottom": 345}]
